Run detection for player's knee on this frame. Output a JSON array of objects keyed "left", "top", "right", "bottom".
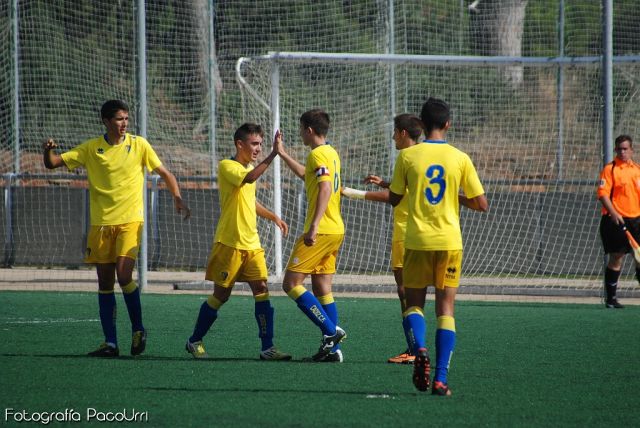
[
  {"left": 212, "top": 286, "right": 232, "bottom": 305},
  {"left": 250, "top": 282, "right": 269, "bottom": 296},
  {"left": 213, "top": 294, "right": 230, "bottom": 305},
  {"left": 282, "top": 281, "right": 294, "bottom": 293},
  {"left": 608, "top": 253, "right": 625, "bottom": 269},
  {"left": 98, "top": 281, "right": 115, "bottom": 292},
  {"left": 116, "top": 276, "right": 133, "bottom": 288}
]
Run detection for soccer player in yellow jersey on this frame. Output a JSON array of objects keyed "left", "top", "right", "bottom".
[
  {"left": 277, "top": 109, "right": 347, "bottom": 362},
  {"left": 341, "top": 113, "right": 422, "bottom": 365},
  {"left": 42, "top": 100, "right": 190, "bottom": 358},
  {"left": 185, "top": 123, "right": 291, "bottom": 361},
  {"left": 389, "top": 98, "right": 488, "bottom": 395}
]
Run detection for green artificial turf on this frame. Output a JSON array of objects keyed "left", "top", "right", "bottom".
[{"left": 1, "top": 291, "right": 639, "bottom": 427}]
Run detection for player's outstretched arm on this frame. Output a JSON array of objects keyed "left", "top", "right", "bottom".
[
  {"left": 256, "top": 201, "right": 288, "bottom": 236},
  {"left": 459, "top": 193, "right": 489, "bottom": 212},
  {"left": 342, "top": 186, "right": 389, "bottom": 203},
  {"left": 154, "top": 165, "right": 191, "bottom": 219},
  {"left": 42, "top": 139, "right": 65, "bottom": 169},
  {"left": 243, "top": 130, "right": 280, "bottom": 184},
  {"left": 275, "top": 131, "right": 305, "bottom": 180},
  {"left": 342, "top": 173, "right": 390, "bottom": 202}
]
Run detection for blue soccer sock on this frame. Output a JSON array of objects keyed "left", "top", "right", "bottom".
[
  {"left": 402, "top": 316, "right": 414, "bottom": 353},
  {"left": 402, "top": 306, "right": 426, "bottom": 354},
  {"left": 121, "top": 281, "right": 144, "bottom": 333},
  {"left": 434, "top": 315, "right": 456, "bottom": 384},
  {"left": 254, "top": 292, "right": 274, "bottom": 351},
  {"left": 98, "top": 290, "right": 117, "bottom": 347},
  {"left": 189, "top": 295, "right": 221, "bottom": 343},
  {"left": 287, "top": 285, "right": 336, "bottom": 336},
  {"left": 319, "top": 293, "right": 341, "bottom": 352}
]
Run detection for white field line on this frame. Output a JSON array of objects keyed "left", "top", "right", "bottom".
[{"left": 2, "top": 318, "right": 99, "bottom": 325}]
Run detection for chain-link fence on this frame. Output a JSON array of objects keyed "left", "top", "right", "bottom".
[{"left": 2, "top": 1, "right": 640, "bottom": 294}]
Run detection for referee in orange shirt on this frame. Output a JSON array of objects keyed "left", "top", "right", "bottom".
[{"left": 597, "top": 134, "right": 640, "bottom": 309}]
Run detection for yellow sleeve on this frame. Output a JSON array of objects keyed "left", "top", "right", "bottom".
[
  {"left": 219, "top": 160, "right": 250, "bottom": 188},
  {"left": 389, "top": 155, "right": 406, "bottom": 196},
  {"left": 60, "top": 142, "right": 88, "bottom": 171},
  {"left": 139, "top": 137, "right": 162, "bottom": 171},
  {"left": 460, "top": 154, "right": 484, "bottom": 198},
  {"left": 309, "top": 150, "right": 332, "bottom": 183}
]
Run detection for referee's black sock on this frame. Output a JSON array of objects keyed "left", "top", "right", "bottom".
[{"left": 604, "top": 267, "right": 621, "bottom": 302}]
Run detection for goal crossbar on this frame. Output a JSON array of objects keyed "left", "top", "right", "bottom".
[{"left": 239, "top": 51, "right": 640, "bottom": 67}]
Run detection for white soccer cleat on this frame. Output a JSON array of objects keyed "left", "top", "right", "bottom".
[{"left": 259, "top": 346, "right": 292, "bottom": 361}]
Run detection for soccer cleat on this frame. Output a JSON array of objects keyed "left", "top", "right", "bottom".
[
  {"left": 432, "top": 381, "right": 452, "bottom": 396},
  {"left": 304, "top": 349, "right": 344, "bottom": 363},
  {"left": 259, "top": 346, "right": 292, "bottom": 361},
  {"left": 87, "top": 343, "right": 120, "bottom": 358},
  {"left": 131, "top": 330, "right": 147, "bottom": 356},
  {"left": 387, "top": 350, "right": 415, "bottom": 364},
  {"left": 322, "top": 349, "right": 344, "bottom": 363},
  {"left": 313, "top": 326, "right": 346, "bottom": 361},
  {"left": 605, "top": 299, "right": 624, "bottom": 309},
  {"left": 412, "top": 347, "right": 431, "bottom": 392},
  {"left": 185, "top": 340, "right": 209, "bottom": 359}
]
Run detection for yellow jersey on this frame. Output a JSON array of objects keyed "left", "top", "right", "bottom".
[
  {"left": 389, "top": 140, "right": 484, "bottom": 250},
  {"left": 61, "top": 133, "right": 162, "bottom": 226},
  {"left": 304, "top": 144, "right": 344, "bottom": 234},
  {"left": 392, "top": 193, "right": 408, "bottom": 243},
  {"left": 213, "top": 158, "right": 261, "bottom": 250}
]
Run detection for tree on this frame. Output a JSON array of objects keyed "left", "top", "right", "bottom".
[
  {"left": 469, "top": 0, "right": 528, "bottom": 88},
  {"left": 186, "top": 0, "right": 221, "bottom": 136}
]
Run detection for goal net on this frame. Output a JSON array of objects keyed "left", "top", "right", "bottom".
[
  {"left": 2, "top": 0, "right": 640, "bottom": 298},
  {"left": 236, "top": 52, "right": 640, "bottom": 296}
]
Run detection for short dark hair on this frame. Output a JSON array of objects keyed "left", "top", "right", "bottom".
[
  {"left": 420, "top": 97, "right": 450, "bottom": 132},
  {"left": 394, "top": 114, "right": 424, "bottom": 140},
  {"left": 101, "top": 100, "right": 129, "bottom": 120},
  {"left": 615, "top": 134, "right": 633, "bottom": 148},
  {"left": 300, "top": 109, "right": 330, "bottom": 137},
  {"left": 234, "top": 123, "right": 264, "bottom": 142}
]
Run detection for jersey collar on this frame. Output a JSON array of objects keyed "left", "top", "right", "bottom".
[
  {"left": 614, "top": 157, "right": 636, "bottom": 167},
  {"left": 103, "top": 133, "right": 127, "bottom": 146},
  {"left": 311, "top": 141, "right": 331, "bottom": 151},
  {"left": 422, "top": 139, "right": 447, "bottom": 144}
]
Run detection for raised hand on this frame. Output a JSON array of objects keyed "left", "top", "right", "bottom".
[
  {"left": 273, "top": 129, "right": 284, "bottom": 155},
  {"left": 42, "top": 138, "right": 64, "bottom": 169},
  {"left": 364, "top": 174, "right": 388, "bottom": 188},
  {"left": 42, "top": 138, "right": 58, "bottom": 151}
]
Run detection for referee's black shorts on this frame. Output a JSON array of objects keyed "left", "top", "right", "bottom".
[{"left": 600, "top": 215, "right": 640, "bottom": 254}]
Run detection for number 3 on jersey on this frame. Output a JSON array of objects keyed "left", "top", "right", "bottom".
[{"left": 425, "top": 164, "right": 445, "bottom": 204}]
